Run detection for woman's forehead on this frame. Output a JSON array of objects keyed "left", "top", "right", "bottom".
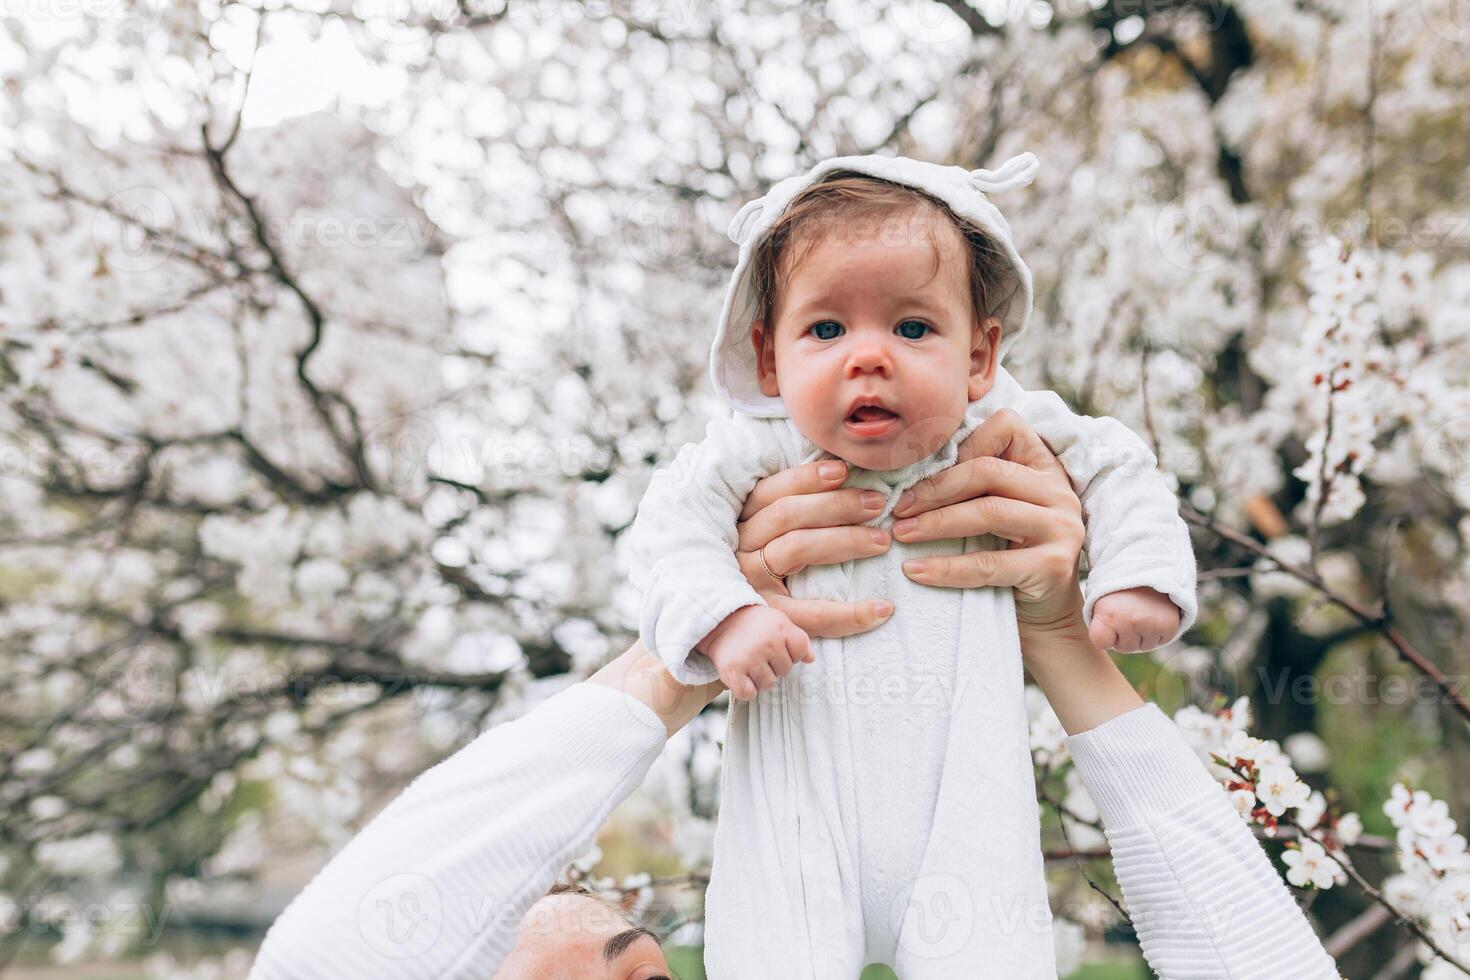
[
  {"left": 520, "top": 892, "right": 634, "bottom": 937},
  {"left": 500, "top": 894, "right": 668, "bottom": 978}
]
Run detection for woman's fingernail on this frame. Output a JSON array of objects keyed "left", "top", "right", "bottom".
[
  {"left": 895, "top": 490, "right": 915, "bottom": 511},
  {"left": 904, "top": 559, "right": 928, "bottom": 575},
  {"left": 869, "top": 528, "right": 889, "bottom": 545},
  {"left": 820, "top": 461, "right": 845, "bottom": 481},
  {"left": 893, "top": 517, "right": 917, "bottom": 536},
  {"left": 873, "top": 600, "right": 894, "bottom": 618},
  {"left": 861, "top": 490, "right": 884, "bottom": 509}
]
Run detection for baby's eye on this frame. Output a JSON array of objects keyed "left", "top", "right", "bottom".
[
  {"left": 808, "top": 320, "right": 843, "bottom": 341},
  {"left": 897, "top": 319, "right": 930, "bottom": 339}
]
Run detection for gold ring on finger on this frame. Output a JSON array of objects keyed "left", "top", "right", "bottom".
[{"left": 757, "top": 545, "right": 786, "bottom": 585}]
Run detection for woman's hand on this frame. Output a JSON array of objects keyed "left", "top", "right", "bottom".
[
  {"left": 888, "top": 408, "right": 1086, "bottom": 635},
  {"left": 883, "top": 408, "right": 1143, "bottom": 733},
  {"left": 730, "top": 458, "right": 897, "bottom": 638}
]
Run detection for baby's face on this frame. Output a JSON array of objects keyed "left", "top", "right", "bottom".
[{"left": 751, "top": 208, "right": 1001, "bottom": 471}]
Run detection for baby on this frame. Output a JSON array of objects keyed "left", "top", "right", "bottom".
[{"left": 625, "top": 152, "right": 1196, "bottom": 977}]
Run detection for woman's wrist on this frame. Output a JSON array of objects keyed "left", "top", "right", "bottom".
[
  {"left": 588, "top": 641, "right": 724, "bottom": 738},
  {"left": 1019, "top": 605, "right": 1144, "bottom": 736}
]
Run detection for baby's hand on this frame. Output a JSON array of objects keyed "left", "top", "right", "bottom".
[
  {"left": 700, "top": 605, "right": 812, "bottom": 701},
  {"left": 1089, "top": 587, "right": 1180, "bottom": 653}
]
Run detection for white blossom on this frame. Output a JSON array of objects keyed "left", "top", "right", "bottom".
[
  {"left": 1335, "top": 812, "right": 1363, "bottom": 847},
  {"left": 1230, "top": 788, "right": 1256, "bottom": 819},
  {"left": 1385, "top": 783, "right": 1419, "bottom": 828},
  {"left": 1296, "top": 791, "right": 1328, "bottom": 832},
  {"left": 1026, "top": 685, "right": 1069, "bottom": 768},
  {"left": 1282, "top": 840, "right": 1345, "bottom": 890},
  {"left": 1255, "top": 764, "right": 1312, "bottom": 818},
  {"left": 570, "top": 844, "right": 603, "bottom": 874},
  {"left": 1411, "top": 797, "right": 1460, "bottom": 841}
]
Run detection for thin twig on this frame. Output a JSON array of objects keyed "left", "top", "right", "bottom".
[
  {"left": 1308, "top": 365, "right": 1339, "bottom": 570},
  {"left": 1181, "top": 502, "right": 1470, "bottom": 723},
  {"left": 1037, "top": 783, "right": 1131, "bottom": 924},
  {"left": 1301, "top": 826, "right": 1470, "bottom": 974}
]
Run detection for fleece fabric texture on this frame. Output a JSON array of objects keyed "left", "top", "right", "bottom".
[
  {"left": 624, "top": 367, "right": 1198, "bottom": 976},
  {"left": 247, "top": 689, "right": 1342, "bottom": 980}
]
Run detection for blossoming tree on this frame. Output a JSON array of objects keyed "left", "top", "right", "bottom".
[{"left": 1, "top": 0, "right": 1468, "bottom": 975}]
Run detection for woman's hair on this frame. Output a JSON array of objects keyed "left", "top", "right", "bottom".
[{"left": 747, "top": 169, "right": 1012, "bottom": 334}]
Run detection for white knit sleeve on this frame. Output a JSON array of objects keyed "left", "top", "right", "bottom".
[
  {"left": 247, "top": 682, "right": 668, "bottom": 980},
  {"left": 626, "top": 411, "right": 790, "bottom": 685},
  {"left": 1067, "top": 704, "right": 1342, "bottom": 979},
  {"left": 1000, "top": 373, "right": 1198, "bottom": 645}
]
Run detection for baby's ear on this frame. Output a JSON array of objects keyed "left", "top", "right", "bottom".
[
  {"left": 751, "top": 320, "right": 780, "bottom": 397},
  {"left": 974, "top": 314, "right": 1002, "bottom": 352},
  {"left": 967, "top": 315, "right": 1002, "bottom": 400}
]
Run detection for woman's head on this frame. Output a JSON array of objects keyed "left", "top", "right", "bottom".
[
  {"left": 492, "top": 881, "right": 672, "bottom": 980},
  {"left": 746, "top": 171, "right": 1011, "bottom": 470}
]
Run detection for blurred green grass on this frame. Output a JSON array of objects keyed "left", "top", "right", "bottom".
[{"left": 664, "top": 947, "right": 1148, "bottom": 979}]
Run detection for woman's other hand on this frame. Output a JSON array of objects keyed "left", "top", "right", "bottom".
[
  {"left": 885, "top": 408, "right": 1143, "bottom": 733},
  {"left": 888, "top": 408, "right": 1086, "bottom": 635}
]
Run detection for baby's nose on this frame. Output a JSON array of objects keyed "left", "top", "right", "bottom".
[{"left": 845, "top": 340, "right": 893, "bottom": 376}]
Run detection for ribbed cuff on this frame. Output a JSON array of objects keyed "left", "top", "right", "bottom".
[
  {"left": 1066, "top": 703, "right": 1220, "bottom": 832},
  {"left": 537, "top": 681, "right": 669, "bottom": 769}
]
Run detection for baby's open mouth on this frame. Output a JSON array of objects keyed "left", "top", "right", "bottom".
[{"left": 847, "top": 406, "right": 899, "bottom": 423}]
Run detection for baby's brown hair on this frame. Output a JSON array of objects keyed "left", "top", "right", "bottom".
[{"left": 747, "top": 170, "right": 1012, "bottom": 335}]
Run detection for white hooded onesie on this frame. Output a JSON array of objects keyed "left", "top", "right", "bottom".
[{"left": 624, "top": 152, "right": 1198, "bottom": 977}]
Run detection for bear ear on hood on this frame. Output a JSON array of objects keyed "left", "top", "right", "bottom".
[
  {"left": 967, "top": 152, "right": 1040, "bottom": 195},
  {"left": 708, "top": 152, "right": 1041, "bottom": 419},
  {"left": 727, "top": 197, "right": 766, "bottom": 245}
]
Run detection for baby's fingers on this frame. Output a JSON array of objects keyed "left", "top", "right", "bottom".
[
  {"left": 784, "top": 623, "right": 813, "bottom": 665},
  {"left": 1087, "top": 617, "right": 1119, "bottom": 653},
  {"left": 722, "top": 667, "right": 757, "bottom": 701}
]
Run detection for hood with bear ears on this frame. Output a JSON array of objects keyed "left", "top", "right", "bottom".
[{"left": 708, "top": 151, "right": 1041, "bottom": 418}]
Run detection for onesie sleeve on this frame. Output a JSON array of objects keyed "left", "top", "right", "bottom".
[
  {"left": 625, "top": 411, "right": 791, "bottom": 685},
  {"left": 1068, "top": 704, "right": 1342, "bottom": 979},
  {"left": 247, "top": 681, "right": 669, "bottom": 980},
  {"left": 1000, "top": 373, "right": 1197, "bottom": 645}
]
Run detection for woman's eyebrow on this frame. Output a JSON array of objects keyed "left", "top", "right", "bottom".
[{"left": 602, "top": 925, "right": 660, "bottom": 961}]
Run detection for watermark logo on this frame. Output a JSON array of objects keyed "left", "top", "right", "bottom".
[
  {"left": 1421, "top": 416, "right": 1470, "bottom": 503},
  {"left": 893, "top": 872, "right": 974, "bottom": 958},
  {"left": 94, "top": 186, "right": 177, "bottom": 275},
  {"left": 886, "top": 0, "right": 976, "bottom": 45},
  {"left": 1420, "top": 872, "right": 1470, "bottom": 963},
  {"left": 1418, "top": 0, "right": 1470, "bottom": 44},
  {"left": 0, "top": 0, "right": 166, "bottom": 35},
  {"left": 361, "top": 414, "right": 442, "bottom": 495},
  {"left": 93, "top": 643, "right": 176, "bottom": 728},
  {"left": 357, "top": 872, "right": 444, "bottom": 959},
  {"left": 1153, "top": 198, "right": 1241, "bottom": 272}
]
